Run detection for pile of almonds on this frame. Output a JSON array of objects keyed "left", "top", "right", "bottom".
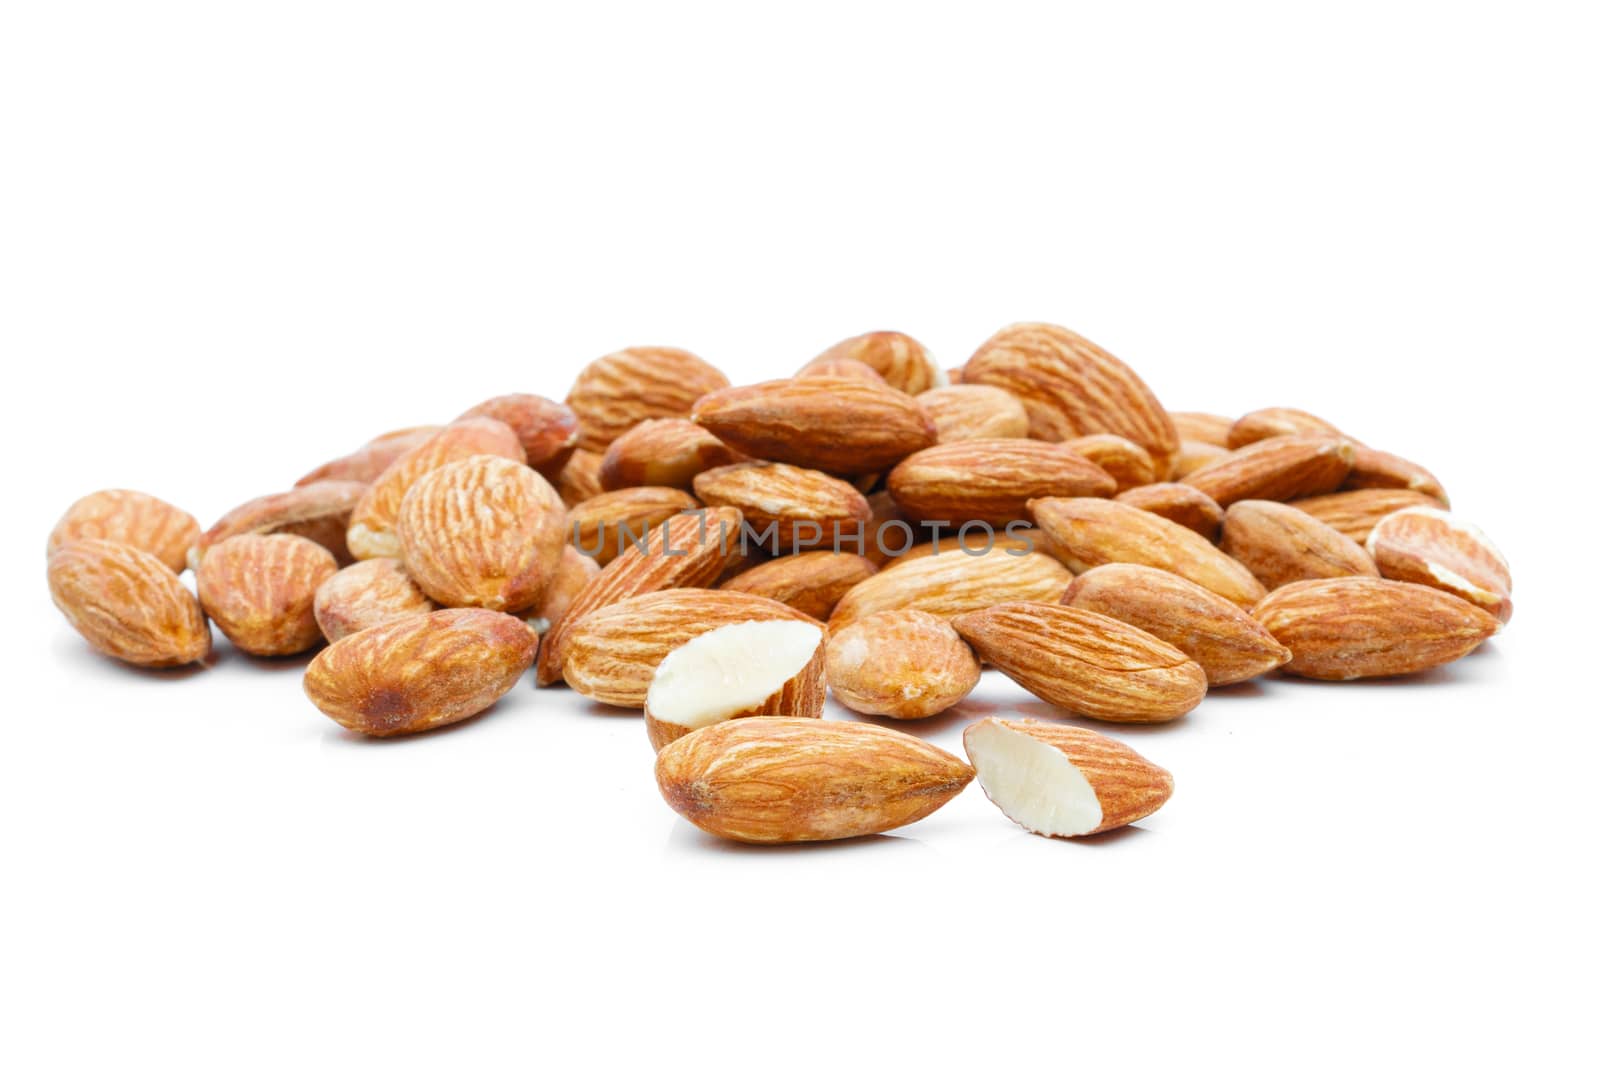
[{"left": 45, "top": 324, "right": 1510, "bottom": 844}]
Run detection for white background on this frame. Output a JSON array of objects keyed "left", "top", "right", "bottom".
[{"left": 3, "top": 2, "right": 1594, "bottom": 1064}]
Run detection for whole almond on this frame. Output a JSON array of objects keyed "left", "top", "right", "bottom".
[
  {"left": 794, "top": 358, "right": 891, "bottom": 386},
  {"left": 48, "top": 539, "right": 211, "bottom": 668},
  {"left": 396, "top": 455, "right": 567, "bottom": 613},
  {"left": 1063, "top": 434, "right": 1157, "bottom": 493},
  {"left": 565, "top": 347, "right": 730, "bottom": 452},
  {"left": 829, "top": 542, "right": 1073, "bottom": 630},
  {"left": 569, "top": 487, "right": 700, "bottom": 565},
  {"left": 296, "top": 426, "right": 440, "bottom": 487},
  {"left": 1114, "top": 482, "right": 1225, "bottom": 540},
  {"left": 692, "top": 378, "right": 937, "bottom": 475},
  {"left": 798, "top": 330, "right": 941, "bottom": 395},
  {"left": 346, "top": 416, "right": 525, "bottom": 560},
  {"left": 654, "top": 717, "right": 973, "bottom": 844},
  {"left": 693, "top": 462, "right": 870, "bottom": 551},
  {"left": 720, "top": 551, "right": 879, "bottom": 620},
  {"left": 1343, "top": 446, "right": 1448, "bottom": 503},
  {"left": 1171, "top": 412, "right": 1234, "bottom": 448},
  {"left": 1367, "top": 507, "right": 1512, "bottom": 623},
  {"left": 49, "top": 489, "right": 199, "bottom": 574},
  {"left": 916, "top": 384, "right": 1030, "bottom": 442},
  {"left": 887, "top": 440, "right": 1115, "bottom": 525},
  {"left": 1227, "top": 407, "right": 1345, "bottom": 448},
  {"left": 557, "top": 448, "right": 606, "bottom": 507},
  {"left": 1289, "top": 488, "right": 1441, "bottom": 541},
  {"left": 313, "top": 558, "right": 436, "bottom": 643},
  {"left": 1251, "top": 577, "right": 1500, "bottom": 680},
  {"left": 1060, "top": 563, "right": 1290, "bottom": 685},
  {"left": 826, "top": 609, "right": 979, "bottom": 719},
  {"left": 192, "top": 480, "right": 366, "bottom": 570},
  {"left": 1220, "top": 500, "right": 1378, "bottom": 589},
  {"left": 196, "top": 533, "right": 339, "bottom": 656},
  {"left": 304, "top": 608, "right": 537, "bottom": 736},
  {"left": 520, "top": 545, "right": 601, "bottom": 635},
  {"left": 456, "top": 393, "right": 579, "bottom": 477},
  {"left": 561, "top": 588, "right": 821, "bottom": 708},
  {"left": 1029, "top": 497, "right": 1266, "bottom": 607},
  {"left": 598, "top": 418, "right": 742, "bottom": 492},
  {"left": 1181, "top": 434, "right": 1355, "bottom": 507},
  {"left": 963, "top": 323, "right": 1179, "bottom": 477},
  {"left": 954, "top": 602, "right": 1207, "bottom": 723},
  {"left": 1173, "top": 440, "right": 1231, "bottom": 479}
]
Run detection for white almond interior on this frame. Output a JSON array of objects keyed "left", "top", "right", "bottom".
[
  {"left": 965, "top": 720, "right": 1102, "bottom": 837},
  {"left": 647, "top": 620, "right": 821, "bottom": 729}
]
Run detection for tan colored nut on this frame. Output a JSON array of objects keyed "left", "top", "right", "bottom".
[
  {"left": 197, "top": 533, "right": 339, "bottom": 656},
  {"left": 598, "top": 418, "right": 743, "bottom": 492},
  {"left": 565, "top": 346, "right": 730, "bottom": 452},
  {"left": 1289, "top": 488, "right": 1441, "bottom": 542},
  {"left": 557, "top": 448, "right": 606, "bottom": 507},
  {"left": 1367, "top": 507, "right": 1512, "bottom": 623},
  {"left": 693, "top": 462, "right": 870, "bottom": 552},
  {"left": 1172, "top": 440, "right": 1231, "bottom": 479},
  {"left": 861, "top": 490, "right": 919, "bottom": 565},
  {"left": 720, "top": 552, "right": 879, "bottom": 620},
  {"left": 296, "top": 426, "right": 440, "bottom": 487},
  {"left": 520, "top": 545, "right": 602, "bottom": 635},
  {"left": 916, "top": 384, "right": 1030, "bottom": 442},
  {"left": 568, "top": 487, "right": 699, "bottom": 566},
  {"left": 798, "top": 330, "right": 942, "bottom": 395},
  {"left": 881, "top": 531, "right": 1042, "bottom": 568},
  {"left": 1227, "top": 407, "right": 1345, "bottom": 448},
  {"left": 456, "top": 394, "right": 579, "bottom": 478},
  {"left": 1114, "top": 482, "right": 1225, "bottom": 540},
  {"left": 1343, "top": 446, "right": 1448, "bottom": 504},
  {"left": 191, "top": 480, "right": 366, "bottom": 570},
  {"left": 829, "top": 541, "right": 1073, "bottom": 630},
  {"left": 825, "top": 610, "right": 979, "bottom": 719},
  {"left": 48, "top": 489, "right": 199, "bottom": 574},
  {"left": 48, "top": 539, "right": 211, "bottom": 668},
  {"left": 1170, "top": 412, "right": 1234, "bottom": 448},
  {"left": 1180, "top": 434, "right": 1355, "bottom": 507},
  {"left": 1063, "top": 434, "right": 1157, "bottom": 493},
  {"left": 1220, "top": 500, "right": 1379, "bottom": 589},
  {"left": 794, "top": 358, "right": 891, "bottom": 386},
  {"left": 313, "top": 558, "right": 435, "bottom": 643},
  {"left": 887, "top": 439, "right": 1115, "bottom": 526}
]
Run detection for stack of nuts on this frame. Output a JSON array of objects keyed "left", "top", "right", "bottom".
[{"left": 46, "top": 324, "right": 1511, "bottom": 845}]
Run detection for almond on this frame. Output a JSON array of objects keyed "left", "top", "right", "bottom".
[
  {"left": 456, "top": 393, "right": 579, "bottom": 478},
  {"left": 644, "top": 619, "right": 826, "bottom": 751},
  {"left": 861, "top": 490, "right": 919, "bottom": 565},
  {"left": 794, "top": 357, "right": 891, "bottom": 386},
  {"left": 520, "top": 545, "right": 601, "bottom": 635},
  {"left": 880, "top": 531, "right": 1042, "bottom": 568},
  {"left": 396, "top": 455, "right": 567, "bottom": 613},
  {"left": 48, "top": 489, "right": 199, "bottom": 574},
  {"left": 963, "top": 719, "right": 1174, "bottom": 838},
  {"left": 561, "top": 588, "right": 821, "bottom": 708},
  {"left": 692, "top": 378, "right": 937, "bottom": 475},
  {"left": 825, "top": 610, "right": 979, "bottom": 719},
  {"left": 1289, "top": 488, "right": 1441, "bottom": 541},
  {"left": 946, "top": 363, "right": 965, "bottom": 385},
  {"left": 1366, "top": 507, "right": 1512, "bottom": 623},
  {"left": 303, "top": 608, "right": 537, "bottom": 736},
  {"left": 654, "top": 717, "right": 973, "bottom": 844},
  {"left": 1227, "top": 406, "right": 1345, "bottom": 448},
  {"left": 192, "top": 480, "right": 366, "bottom": 570},
  {"left": 798, "top": 330, "right": 941, "bottom": 395},
  {"left": 196, "top": 533, "right": 339, "bottom": 656},
  {"left": 48, "top": 539, "right": 211, "bottom": 668},
  {"left": 1114, "top": 482, "right": 1224, "bottom": 540},
  {"left": 1220, "top": 500, "right": 1378, "bottom": 589},
  {"left": 1171, "top": 411, "right": 1234, "bottom": 448},
  {"left": 1029, "top": 497, "right": 1265, "bottom": 607},
  {"left": 1343, "top": 446, "right": 1449, "bottom": 503},
  {"left": 346, "top": 417, "right": 525, "bottom": 560},
  {"left": 887, "top": 440, "right": 1115, "bottom": 525},
  {"left": 1060, "top": 563, "right": 1290, "bottom": 685},
  {"left": 1181, "top": 434, "right": 1355, "bottom": 507},
  {"left": 557, "top": 448, "right": 606, "bottom": 507},
  {"left": 535, "top": 506, "right": 741, "bottom": 685},
  {"left": 565, "top": 346, "right": 730, "bottom": 452},
  {"left": 693, "top": 462, "right": 870, "bottom": 552},
  {"left": 916, "top": 384, "right": 1030, "bottom": 442},
  {"left": 598, "top": 418, "right": 743, "bottom": 491},
  {"left": 963, "top": 322, "right": 1179, "bottom": 477},
  {"left": 313, "top": 558, "right": 436, "bottom": 643},
  {"left": 568, "top": 487, "right": 699, "bottom": 565},
  {"left": 1172, "top": 440, "right": 1230, "bottom": 478},
  {"left": 719, "top": 551, "right": 879, "bottom": 620},
  {"left": 954, "top": 602, "right": 1208, "bottom": 723},
  {"left": 296, "top": 426, "right": 440, "bottom": 487},
  {"left": 1063, "top": 433, "right": 1157, "bottom": 493},
  {"left": 829, "top": 542, "right": 1073, "bottom": 630}
]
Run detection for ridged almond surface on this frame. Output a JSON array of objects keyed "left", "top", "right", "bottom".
[
  {"left": 916, "top": 384, "right": 1030, "bottom": 442},
  {"left": 654, "top": 717, "right": 974, "bottom": 844},
  {"left": 887, "top": 440, "right": 1115, "bottom": 525},
  {"left": 346, "top": 417, "right": 525, "bottom": 560},
  {"left": 953, "top": 602, "right": 1208, "bottom": 723},
  {"left": 1220, "top": 500, "right": 1378, "bottom": 589},
  {"left": 719, "top": 552, "right": 878, "bottom": 620},
  {"left": 192, "top": 480, "right": 366, "bottom": 569},
  {"left": 1227, "top": 407, "right": 1345, "bottom": 448},
  {"left": 304, "top": 608, "right": 537, "bottom": 736},
  {"left": 962, "top": 322, "right": 1179, "bottom": 477},
  {"left": 794, "top": 358, "right": 890, "bottom": 386},
  {"left": 1063, "top": 434, "right": 1156, "bottom": 493},
  {"left": 1343, "top": 446, "right": 1448, "bottom": 503},
  {"left": 1250, "top": 577, "right": 1500, "bottom": 680},
  {"left": 536, "top": 506, "right": 741, "bottom": 684},
  {"left": 561, "top": 588, "right": 821, "bottom": 708},
  {"left": 1060, "top": 563, "right": 1290, "bottom": 685},
  {"left": 598, "top": 418, "right": 743, "bottom": 491},
  {"left": 520, "top": 545, "right": 601, "bottom": 635},
  {"left": 691, "top": 378, "right": 937, "bottom": 475},
  {"left": 568, "top": 486, "right": 699, "bottom": 565},
  {"left": 565, "top": 346, "right": 730, "bottom": 452},
  {"left": 48, "top": 539, "right": 211, "bottom": 667},
  {"left": 1171, "top": 412, "right": 1234, "bottom": 448},
  {"left": 693, "top": 462, "right": 870, "bottom": 551},
  {"left": 48, "top": 489, "right": 199, "bottom": 574},
  {"left": 1181, "top": 434, "right": 1355, "bottom": 507},
  {"left": 798, "top": 330, "right": 941, "bottom": 395},
  {"left": 1172, "top": 440, "right": 1230, "bottom": 478},
  {"left": 1367, "top": 507, "right": 1512, "bottom": 623},
  {"left": 456, "top": 393, "right": 579, "bottom": 477},
  {"left": 1289, "top": 489, "right": 1441, "bottom": 541},
  {"left": 829, "top": 543, "right": 1073, "bottom": 630},
  {"left": 826, "top": 610, "right": 979, "bottom": 719},
  {"left": 1114, "top": 482, "right": 1224, "bottom": 540},
  {"left": 313, "top": 558, "right": 436, "bottom": 643},
  {"left": 196, "top": 533, "right": 339, "bottom": 656},
  {"left": 557, "top": 448, "right": 606, "bottom": 507},
  {"left": 880, "top": 531, "right": 1042, "bottom": 568},
  {"left": 296, "top": 426, "right": 440, "bottom": 487},
  {"left": 1029, "top": 497, "right": 1266, "bottom": 607}
]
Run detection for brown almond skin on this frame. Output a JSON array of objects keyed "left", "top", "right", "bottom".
[
  {"left": 1220, "top": 500, "right": 1379, "bottom": 590},
  {"left": 1251, "top": 577, "right": 1500, "bottom": 680},
  {"left": 1172, "top": 440, "right": 1230, "bottom": 479},
  {"left": 296, "top": 426, "right": 441, "bottom": 487},
  {"left": 396, "top": 456, "right": 567, "bottom": 613},
  {"left": 692, "top": 378, "right": 937, "bottom": 475},
  {"left": 693, "top": 462, "right": 870, "bottom": 552},
  {"left": 557, "top": 448, "right": 606, "bottom": 507},
  {"left": 887, "top": 440, "right": 1116, "bottom": 525},
  {"left": 826, "top": 610, "right": 979, "bottom": 719},
  {"left": 720, "top": 552, "right": 878, "bottom": 620},
  {"left": 644, "top": 632, "right": 827, "bottom": 751},
  {"left": 566, "top": 346, "right": 730, "bottom": 452},
  {"left": 1063, "top": 434, "right": 1157, "bottom": 493},
  {"left": 48, "top": 539, "right": 211, "bottom": 668},
  {"left": 798, "top": 330, "right": 941, "bottom": 395},
  {"left": 598, "top": 418, "right": 743, "bottom": 491},
  {"left": 794, "top": 357, "right": 891, "bottom": 386},
  {"left": 954, "top": 602, "right": 1207, "bottom": 723},
  {"left": 456, "top": 394, "right": 580, "bottom": 478},
  {"left": 197, "top": 533, "right": 339, "bottom": 656},
  {"left": 1289, "top": 489, "right": 1441, "bottom": 542},
  {"left": 916, "top": 384, "right": 1030, "bottom": 442},
  {"left": 48, "top": 489, "right": 200, "bottom": 574},
  {"left": 1171, "top": 412, "right": 1234, "bottom": 448},
  {"left": 520, "top": 545, "right": 601, "bottom": 634},
  {"left": 1061, "top": 563, "right": 1290, "bottom": 685},
  {"left": 1227, "top": 407, "right": 1344, "bottom": 448},
  {"left": 192, "top": 480, "right": 367, "bottom": 569},
  {"left": 1029, "top": 497, "right": 1266, "bottom": 607},
  {"left": 304, "top": 608, "right": 537, "bottom": 736},
  {"left": 1343, "top": 446, "right": 1449, "bottom": 504},
  {"left": 963, "top": 323, "right": 1180, "bottom": 478},
  {"left": 1181, "top": 434, "right": 1355, "bottom": 507},
  {"left": 654, "top": 717, "right": 974, "bottom": 844},
  {"left": 829, "top": 543, "right": 1073, "bottom": 630},
  {"left": 313, "top": 558, "right": 435, "bottom": 643},
  {"left": 567, "top": 487, "right": 699, "bottom": 566},
  {"left": 1367, "top": 507, "right": 1512, "bottom": 623},
  {"left": 1115, "top": 482, "right": 1225, "bottom": 540}
]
